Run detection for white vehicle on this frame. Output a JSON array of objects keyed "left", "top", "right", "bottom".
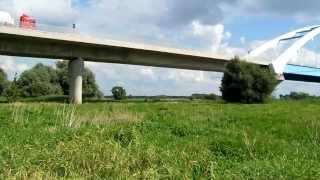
[{"left": 0, "top": 11, "right": 15, "bottom": 26}]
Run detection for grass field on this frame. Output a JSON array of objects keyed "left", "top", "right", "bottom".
[{"left": 0, "top": 100, "right": 320, "bottom": 179}]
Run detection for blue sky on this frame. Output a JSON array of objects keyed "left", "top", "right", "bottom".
[{"left": 1, "top": 0, "right": 320, "bottom": 96}]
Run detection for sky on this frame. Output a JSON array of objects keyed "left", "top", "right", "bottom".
[{"left": 1, "top": 0, "right": 320, "bottom": 96}]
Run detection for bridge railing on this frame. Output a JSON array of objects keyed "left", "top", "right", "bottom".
[
  {"left": 1, "top": 20, "right": 78, "bottom": 34},
  {"left": 33, "top": 23, "right": 77, "bottom": 34}
]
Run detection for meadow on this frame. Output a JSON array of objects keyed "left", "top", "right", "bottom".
[{"left": 0, "top": 100, "right": 320, "bottom": 179}]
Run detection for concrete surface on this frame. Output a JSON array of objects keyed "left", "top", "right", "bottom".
[{"left": 68, "top": 58, "right": 83, "bottom": 104}]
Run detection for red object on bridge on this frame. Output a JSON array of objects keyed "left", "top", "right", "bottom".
[{"left": 20, "top": 14, "right": 36, "bottom": 29}]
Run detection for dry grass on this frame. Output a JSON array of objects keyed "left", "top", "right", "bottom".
[
  {"left": 74, "top": 105, "right": 144, "bottom": 127},
  {"left": 3, "top": 170, "right": 57, "bottom": 180}
]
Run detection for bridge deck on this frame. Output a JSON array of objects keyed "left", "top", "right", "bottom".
[{"left": 0, "top": 26, "right": 268, "bottom": 72}]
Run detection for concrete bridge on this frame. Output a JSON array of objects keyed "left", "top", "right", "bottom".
[{"left": 0, "top": 25, "right": 319, "bottom": 104}]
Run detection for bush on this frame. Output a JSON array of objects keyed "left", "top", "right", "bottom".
[
  {"left": 221, "top": 57, "right": 277, "bottom": 103},
  {"left": 111, "top": 86, "right": 127, "bottom": 100}
]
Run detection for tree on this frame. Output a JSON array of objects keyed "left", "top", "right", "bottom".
[
  {"left": 221, "top": 57, "right": 277, "bottom": 103},
  {"left": 5, "top": 74, "right": 21, "bottom": 102},
  {"left": 0, "top": 68, "right": 9, "bottom": 96},
  {"left": 56, "top": 61, "right": 69, "bottom": 95},
  {"left": 56, "top": 61, "right": 103, "bottom": 98},
  {"left": 191, "top": 93, "right": 220, "bottom": 100},
  {"left": 280, "top": 92, "right": 313, "bottom": 100},
  {"left": 111, "top": 86, "right": 126, "bottom": 100},
  {"left": 17, "top": 64, "right": 62, "bottom": 97},
  {"left": 83, "top": 69, "right": 103, "bottom": 98}
]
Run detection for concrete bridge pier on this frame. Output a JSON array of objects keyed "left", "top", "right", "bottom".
[{"left": 68, "top": 58, "right": 84, "bottom": 104}]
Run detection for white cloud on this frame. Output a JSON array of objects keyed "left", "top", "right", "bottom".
[
  {"left": 0, "top": 56, "right": 31, "bottom": 79},
  {"left": 140, "top": 68, "right": 156, "bottom": 80},
  {"left": 191, "top": 21, "right": 231, "bottom": 52},
  {"left": 165, "top": 70, "right": 210, "bottom": 83},
  {"left": 291, "top": 48, "right": 320, "bottom": 68},
  {"left": 0, "top": 0, "right": 77, "bottom": 25}
]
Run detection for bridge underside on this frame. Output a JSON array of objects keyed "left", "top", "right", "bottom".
[
  {"left": 283, "top": 64, "right": 320, "bottom": 83},
  {"left": 284, "top": 73, "right": 320, "bottom": 83}
]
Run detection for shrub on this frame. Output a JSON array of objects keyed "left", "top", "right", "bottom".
[
  {"left": 111, "top": 86, "right": 127, "bottom": 100},
  {"left": 221, "top": 57, "right": 277, "bottom": 103}
]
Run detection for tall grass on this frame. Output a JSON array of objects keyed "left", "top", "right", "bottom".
[
  {"left": 0, "top": 100, "right": 320, "bottom": 179},
  {"left": 53, "top": 103, "right": 77, "bottom": 127}
]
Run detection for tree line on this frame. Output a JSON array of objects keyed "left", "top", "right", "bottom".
[
  {"left": 0, "top": 61, "right": 103, "bottom": 102},
  {"left": 280, "top": 92, "right": 317, "bottom": 100},
  {"left": 0, "top": 57, "right": 279, "bottom": 104}
]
